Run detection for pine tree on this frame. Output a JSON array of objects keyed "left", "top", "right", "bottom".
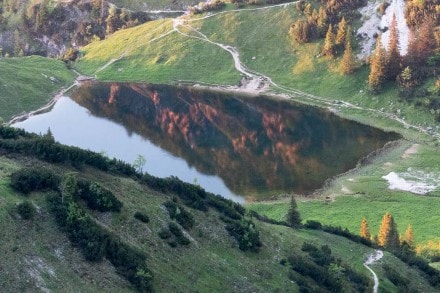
[
  {"left": 335, "top": 17, "right": 347, "bottom": 47},
  {"left": 287, "top": 197, "right": 301, "bottom": 228},
  {"left": 368, "top": 35, "right": 387, "bottom": 92},
  {"left": 386, "top": 14, "right": 401, "bottom": 80},
  {"left": 341, "top": 40, "right": 355, "bottom": 74},
  {"left": 378, "top": 212, "right": 400, "bottom": 249},
  {"left": 322, "top": 24, "right": 335, "bottom": 57},
  {"left": 404, "top": 224, "right": 414, "bottom": 248},
  {"left": 359, "top": 217, "right": 371, "bottom": 240}
]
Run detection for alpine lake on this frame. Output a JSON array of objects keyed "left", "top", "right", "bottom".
[{"left": 13, "top": 82, "right": 400, "bottom": 202}]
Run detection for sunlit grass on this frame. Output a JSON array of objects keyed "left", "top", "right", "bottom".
[
  {"left": 248, "top": 143, "right": 440, "bottom": 245},
  {"left": 0, "top": 56, "right": 75, "bottom": 121}
]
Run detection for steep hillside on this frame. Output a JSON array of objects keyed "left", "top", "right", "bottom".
[
  {"left": 110, "top": 0, "right": 198, "bottom": 11},
  {"left": 0, "top": 0, "right": 151, "bottom": 56},
  {"left": 1, "top": 126, "right": 439, "bottom": 292},
  {"left": 0, "top": 55, "right": 75, "bottom": 121}
]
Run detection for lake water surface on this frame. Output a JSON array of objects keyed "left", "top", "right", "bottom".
[{"left": 13, "top": 82, "right": 400, "bottom": 201}]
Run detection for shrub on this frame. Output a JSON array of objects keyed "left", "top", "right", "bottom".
[
  {"left": 17, "top": 201, "right": 36, "bottom": 220},
  {"left": 75, "top": 180, "right": 122, "bottom": 212},
  {"left": 158, "top": 229, "right": 172, "bottom": 239},
  {"left": 164, "top": 201, "right": 194, "bottom": 229},
  {"left": 304, "top": 220, "right": 322, "bottom": 230},
  {"left": 134, "top": 211, "right": 149, "bottom": 223},
  {"left": 10, "top": 167, "right": 60, "bottom": 194},
  {"left": 224, "top": 218, "right": 262, "bottom": 252}
]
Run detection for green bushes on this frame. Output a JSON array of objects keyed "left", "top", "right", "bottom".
[
  {"left": 75, "top": 180, "right": 122, "bottom": 212},
  {"left": 288, "top": 242, "right": 369, "bottom": 292},
  {"left": 134, "top": 211, "right": 150, "bottom": 223},
  {"left": 164, "top": 200, "right": 194, "bottom": 230},
  {"left": 17, "top": 201, "right": 36, "bottom": 219},
  {"left": 223, "top": 217, "right": 262, "bottom": 252},
  {"left": 48, "top": 194, "right": 153, "bottom": 292},
  {"left": 158, "top": 222, "right": 191, "bottom": 247},
  {"left": 0, "top": 126, "right": 137, "bottom": 177},
  {"left": 10, "top": 167, "right": 60, "bottom": 194}
]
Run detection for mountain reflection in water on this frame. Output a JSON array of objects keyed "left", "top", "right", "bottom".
[{"left": 69, "top": 82, "right": 399, "bottom": 200}]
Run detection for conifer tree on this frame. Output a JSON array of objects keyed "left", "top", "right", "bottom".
[
  {"left": 335, "top": 17, "right": 347, "bottom": 47},
  {"left": 341, "top": 39, "right": 355, "bottom": 74},
  {"left": 317, "top": 7, "right": 328, "bottom": 37},
  {"left": 287, "top": 197, "right": 301, "bottom": 228},
  {"left": 359, "top": 217, "right": 371, "bottom": 240},
  {"left": 386, "top": 14, "right": 401, "bottom": 80},
  {"left": 368, "top": 35, "right": 387, "bottom": 92},
  {"left": 322, "top": 24, "right": 335, "bottom": 57},
  {"left": 378, "top": 212, "right": 400, "bottom": 249},
  {"left": 397, "top": 66, "right": 416, "bottom": 89},
  {"left": 404, "top": 224, "right": 414, "bottom": 248}
]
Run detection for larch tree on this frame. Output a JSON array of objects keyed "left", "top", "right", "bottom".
[
  {"left": 341, "top": 39, "right": 355, "bottom": 74},
  {"left": 335, "top": 17, "right": 347, "bottom": 47},
  {"left": 359, "top": 217, "right": 371, "bottom": 240},
  {"left": 405, "top": 20, "right": 437, "bottom": 69},
  {"left": 317, "top": 7, "right": 328, "bottom": 37},
  {"left": 322, "top": 24, "right": 335, "bottom": 57},
  {"left": 368, "top": 35, "right": 387, "bottom": 92},
  {"left": 378, "top": 212, "right": 400, "bottom": 249},
  {"left": 386, "top": 14, "right": 401, "bottom": 80},
  {"left": 404, "top": 224, "right": 414, "bottom": 248},
  {"left": 287, "top": 196, "right": 302, "bottom": 228}
]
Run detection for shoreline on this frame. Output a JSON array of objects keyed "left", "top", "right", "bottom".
[{"left": 6, "top": 75, "right": 94, "bottom": 126}]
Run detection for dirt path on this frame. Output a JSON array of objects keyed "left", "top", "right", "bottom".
[
  {"left": 363, "top": 250, "right": 383, "bottom": 293},
  {"left": 170, "top": 4, "right": 440, "bottom": 141}
]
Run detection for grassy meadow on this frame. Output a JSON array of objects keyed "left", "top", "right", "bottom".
[{"left": 0, "top": 56, "right": 75, "bottom": 122}]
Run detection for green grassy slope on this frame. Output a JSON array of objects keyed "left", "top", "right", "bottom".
[
  {"left": 110, "top": 0, "right": 198, "bottom": 10},
  {"left": 248, "top": 141, "right": 440, "bottom": 245},
  {"left": 77, "top": 19, "right": 241, "bottom": 85},
  {"left": 0, "top": 56, "right": 75, "bottom": 121},
  {"left": 0, "top": 147, "right": 438, "bottom": 292}
]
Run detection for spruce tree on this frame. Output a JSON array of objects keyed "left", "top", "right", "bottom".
[
  {"left": 404, "top": 224, "right": 414, "bottom": 248},
  {"left": 359, "top": 218, "right": 371, "bottom": 240},
  {"left": 368, "top": 35, "right": 387, "bottom": 92},
  {"left": 378, "top": 212, "right": 400, "bottom": 249},
  {"left": 287, "top": 197, "right": 301, "bottom": 228},
  {"left": 341, "top": 39, "right": 355, "bottom": 74},
  {"left": 386, "top": 14, "right": 401, "bottom": 80},
  {"left": 322, "top": 24, "right": 335, "bottom": 57}
]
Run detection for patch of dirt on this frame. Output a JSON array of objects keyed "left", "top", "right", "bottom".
[{"left": 402, "top": 143, "right": 419, "bottom": 159}]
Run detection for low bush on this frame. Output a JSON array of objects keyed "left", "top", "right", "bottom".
[
  {"left": 164, "top": 201, "right": 194, "bottom": 230},
  {"left": 47, "top": 194, "right": 153, "bottom": 292},
  {"left": 223, "top": 217, "right": 262, "bottom": 252},
  {"left": 10, "top": 167, "right": 60, "bottom": 194},
  {"left": 75, "top": 180, "right": 122, "bottom": 212},
  {"left": 134, "top": 211, "right": 149, "bottom": 223},
  {"left": 17, "top": 201, "right": 36, "bottom": 220}
]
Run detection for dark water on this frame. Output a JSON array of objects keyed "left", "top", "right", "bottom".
[{"left": 14, "top": 82, "right": 399, "bottom": 201}]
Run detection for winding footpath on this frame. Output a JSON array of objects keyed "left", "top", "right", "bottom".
[
  {"left": 364, "top": 250, "right": 384, "bottom": 293},
  {"left": 169, "top": 2, "right": 440, "bottom": 141}
]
